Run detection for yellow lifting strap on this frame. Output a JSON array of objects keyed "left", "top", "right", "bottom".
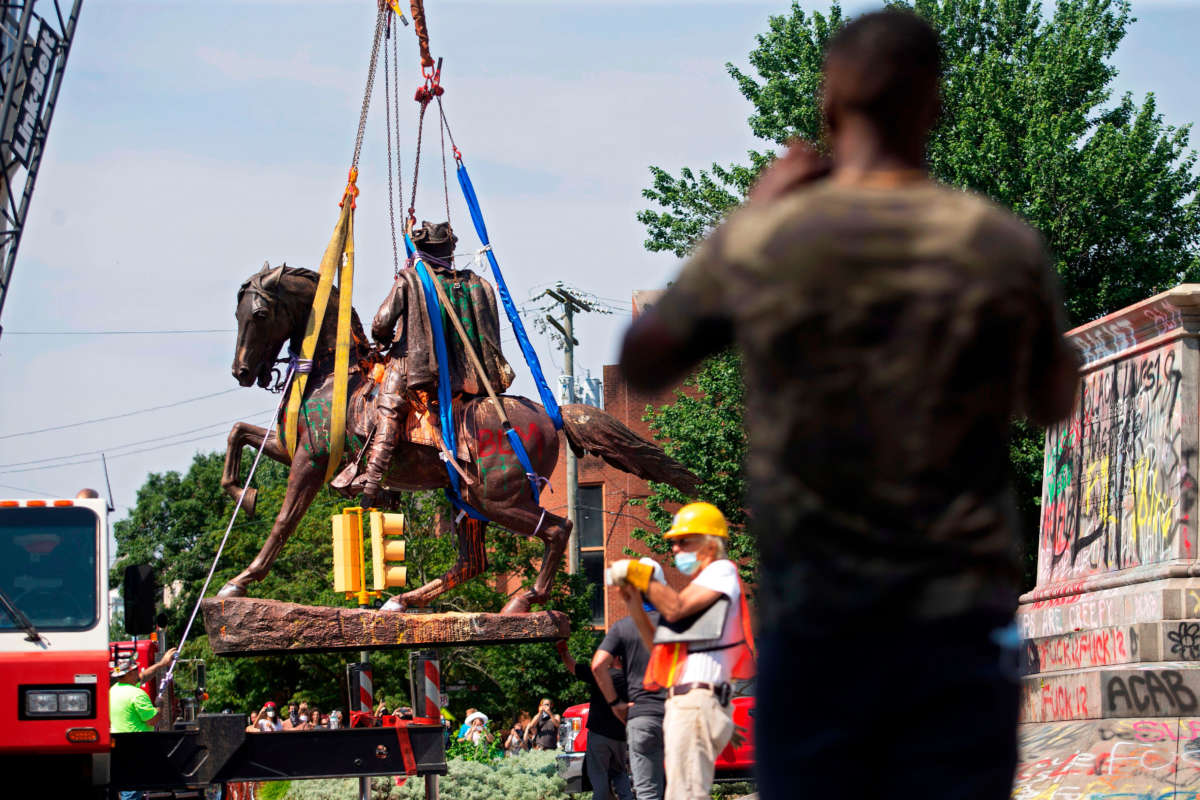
[{"left": 283, "top": 170, "right": 358, "bottom": 483}]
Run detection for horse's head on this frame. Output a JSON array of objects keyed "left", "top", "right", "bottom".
[{"left": 233, "top": 263, "right": 291, "bottom": 388}]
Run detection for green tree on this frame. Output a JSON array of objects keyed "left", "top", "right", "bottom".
[
  {"left": 632, "top": 349, "right": 755, "bottom": 587},
  {"left": 112, "top": 450, "right": 595, "bottom": 719},
  {"left": 636, "top": 0, "right": 1200, "bottom": 586}
]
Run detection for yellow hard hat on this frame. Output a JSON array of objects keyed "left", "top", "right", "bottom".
[{"left": 664, "top": 502, "right": 728, "bottom": 539}]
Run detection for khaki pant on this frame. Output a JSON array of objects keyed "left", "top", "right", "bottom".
[{"left": 663, "top": 689, "right": 734, "bottom": 800}]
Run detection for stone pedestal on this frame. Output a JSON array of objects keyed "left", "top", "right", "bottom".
[{"left": 1014, "top": 285, "right": 1200, "bottom": 797}]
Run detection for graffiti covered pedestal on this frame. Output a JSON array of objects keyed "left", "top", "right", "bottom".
[{"left": 1015, "top": 285, "right": 1200, "bottom": 797}]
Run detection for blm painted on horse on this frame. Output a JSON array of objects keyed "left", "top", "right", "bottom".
[{"left": 220, "top": 228, "right": 699, "bottom": 614}]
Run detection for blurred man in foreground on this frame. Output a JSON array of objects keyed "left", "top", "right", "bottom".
[{"left": 620, "top": 9, "right": 1079, "bottom": 799}]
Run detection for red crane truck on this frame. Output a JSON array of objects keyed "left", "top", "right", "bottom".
[{"left": 0, "top": 493, "right": 446, "bottom": 797}]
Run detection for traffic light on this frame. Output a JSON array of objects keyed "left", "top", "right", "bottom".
[
  {"left": 369, "top": 511, "right": 406, "bottom": 591},
  {"left": 331, "top": 510, "right": 364, "bottom": 594}
]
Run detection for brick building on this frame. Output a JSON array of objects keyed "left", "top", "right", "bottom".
[{"left": 556, "top": 290, "right": 694, "bottom": 630}]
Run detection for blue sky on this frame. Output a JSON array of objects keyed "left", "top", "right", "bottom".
[{"left": 0, "top": 0, "right": 1197, "bottom": 526}]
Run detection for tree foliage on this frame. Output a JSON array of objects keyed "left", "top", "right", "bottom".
[
  {"left": 637, "top": 0, "right": 1200, "bottom": 588},
  {"left": 641, "top": 0, "right": 1200, "bottom": 321},
  {"left": 112, "top": 450, "right": 596, "bottom": 720},
  {"left": 632, "top": 349, "right": 755, "bottom": 586}
]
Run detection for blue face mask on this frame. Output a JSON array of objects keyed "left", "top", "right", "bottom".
[{"left": 674, "top": 551, "right": 700, "bottom": 575}]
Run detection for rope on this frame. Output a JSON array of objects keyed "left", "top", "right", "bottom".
[
  {"left": 351, "top": 8, "right": 388, "bottom": 170},
  {"left": 157, "top": 367, "right": 295, "bottom": 697}
]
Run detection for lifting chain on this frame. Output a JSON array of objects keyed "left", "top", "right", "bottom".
[
  {"left": 384, "top": 24, "right": 401, "bottom": 273},
  {"left": 352, "top": 7, "right": 388, "bottom": 171}
]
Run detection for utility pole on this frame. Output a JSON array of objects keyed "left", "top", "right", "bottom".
[{"left": 532, "top": 284, "right": 610, "bottom": 574}]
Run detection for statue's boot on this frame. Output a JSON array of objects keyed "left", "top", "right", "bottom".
[
  {"left": 361, "top": 414, "right": 401, "bottom": 508},
  {"left": 330, "top": 429, "right": 373, "bottom": 494}
]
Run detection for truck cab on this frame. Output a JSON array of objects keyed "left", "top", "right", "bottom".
[{"left": 0, "top": 495, "right": 113, "bottom": 787}]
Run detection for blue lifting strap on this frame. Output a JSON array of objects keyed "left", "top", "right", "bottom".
[
  {"left": 505, "top": 427, "right": 542, "bottom": 505},
  {"left": 455, "top": 157, "right": 563, "bottom": 430},
  {"left": 404, "top": 230, "right": 489, "bottom": 521}
]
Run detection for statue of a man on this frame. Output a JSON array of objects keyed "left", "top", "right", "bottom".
[{"left": 356, "top": 221, "right": 514, "bottom": 505}]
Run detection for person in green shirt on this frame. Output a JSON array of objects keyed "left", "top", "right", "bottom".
[{"left": 109, "top": 658, "right": 161, "bottom": 733}]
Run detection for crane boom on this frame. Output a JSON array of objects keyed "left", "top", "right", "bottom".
[{"left": 0, "top": 0, "right": 83, "bottom": 341}]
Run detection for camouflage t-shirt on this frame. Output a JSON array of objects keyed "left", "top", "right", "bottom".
[{"left": 652, "top": 178, "right": 1073, "bottom": 630}]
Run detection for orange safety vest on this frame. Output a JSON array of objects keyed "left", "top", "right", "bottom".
[{"left": 644, "top": 574, "right": 756, "bottom": 691}]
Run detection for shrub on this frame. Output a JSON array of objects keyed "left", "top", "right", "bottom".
[
  {"left": 446, "top": 735, "right": 504, "bottom": 764},
  {"left": 257, "top": 782, "right": 290, "bottom": 800},
  {"left": 270, "top": 750, "right": 570, "bottom": 800},
  {"left": 711, "top": 781, "right": 756, "bottom": 799},
  {"left": 390, "top": 750, "right": 568, "bottom": 800},
  {"left": 279, "top": 779, "right": 354, "bottom": 800}
]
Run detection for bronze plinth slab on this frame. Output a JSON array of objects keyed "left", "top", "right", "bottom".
[{"left": 201, "top": 597, "right": 570, "bottom": 656}]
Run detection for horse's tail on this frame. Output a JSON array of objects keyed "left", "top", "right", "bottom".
[{"left": 560, "top": 404, "right": 701, "bottom": 496}]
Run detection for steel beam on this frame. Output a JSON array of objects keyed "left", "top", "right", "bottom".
[{"left": 0, "top": 0, "right": 83, "bottom": 340}]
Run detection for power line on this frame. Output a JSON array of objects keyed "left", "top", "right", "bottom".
[
  {"left": 0, "top": 388, "right": 243, "bottom": 441},
  {"left": 106, "top": 430, "right": 263, "bottom": 463},
  {"left": 0, "top": 480, "right": 60, "bottom": 496},
  {"left": 0, "top": 427, "right": 263, "bottom": 475},
  {"left": 3, "top": 329, "right": 233, "bottom": 335},
  {"left": 0, "top": 410, "right": 274, "bottom": 469}
]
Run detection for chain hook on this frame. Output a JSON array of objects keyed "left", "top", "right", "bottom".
[{"left": 415, "top": 57, "right": 444, "bottom": 105}]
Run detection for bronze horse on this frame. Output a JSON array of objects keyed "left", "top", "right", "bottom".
[{"left": 219, "top": 265, "right": 699, "bottom": 613}]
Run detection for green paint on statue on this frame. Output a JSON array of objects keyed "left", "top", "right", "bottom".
[{"left": 297, "top": 396, "right": 362, "bottom": 470}]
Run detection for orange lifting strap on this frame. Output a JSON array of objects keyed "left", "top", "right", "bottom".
[{"left": 410, "top": 0, "right": 434, "bottom": 71}]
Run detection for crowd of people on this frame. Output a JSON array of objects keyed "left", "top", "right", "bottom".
[
  {"left": 453, "top": 697, "right": 560, "bottom": 753},
  {"left": 244, "top": 700, "right": 344, "bottom": 732}
]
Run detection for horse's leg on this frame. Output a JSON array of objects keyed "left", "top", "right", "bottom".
[
  {"left": 220, "top": 422, "right": 289, "bottom": 519},
  {"left": 398, "top": 518, "right": 490, "bottom": 608},
  {"left": 487, "top": 503, "right": 572, "bottom": 615},
  {"left": 216, "top": 458, "right": 323, "bottom": 597}
]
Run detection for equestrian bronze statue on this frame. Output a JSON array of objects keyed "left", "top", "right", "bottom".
[
  {"left": 220, "top": 261, "right": 699, "bottom": 614},
  {"left": 350, "top": 221, "right": 515, "bottom": 507}
]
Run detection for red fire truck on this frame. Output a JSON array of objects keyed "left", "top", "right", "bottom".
[{"left": 0, "top": 493, "right": 446, "bottom": 796}]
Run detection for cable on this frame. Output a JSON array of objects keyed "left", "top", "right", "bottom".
[
  {"left": 0, "top": 480, "right": 59, "bottom": 496},
  {"left": 104, "top": 430, "right": 265, "bottom": 463},
  {"left": 0, "top": 410, "right": 274, "bottom": 469},
  {"left": 158, "top": 364, "right": 295, "bottom": 699},
  {"left": 2, "top": 329, "right": 233, "bottom": 335},
  {"left": 0, "top": 388, "right": 242, "bottom": 441},
  {"left": 0, "top": 421, "right": 277, "bottom": 475}
]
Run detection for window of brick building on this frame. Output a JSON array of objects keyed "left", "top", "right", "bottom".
[{"left": 578, "top": 485, "right": 605, "bottom": 627}]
